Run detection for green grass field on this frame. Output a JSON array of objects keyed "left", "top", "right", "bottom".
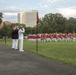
[{"left": 0, "top": 39, "right": 76, "bottom": 66}]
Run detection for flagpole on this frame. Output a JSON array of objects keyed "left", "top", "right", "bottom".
[
  {"left": 36, "top": 11, "right": 39, "bottom": 52},
  {"left": 36, "top": 24, "right": 38, "bottom": 52}
]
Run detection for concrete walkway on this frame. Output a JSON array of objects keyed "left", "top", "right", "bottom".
[{"left": 0, "top": 45, "right": 76, "bottom": 75}]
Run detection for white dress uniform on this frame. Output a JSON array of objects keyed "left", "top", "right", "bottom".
[
  {"left": 18, "top": 27, "right": 25, "bottom": 52},
  {"left": 12, "top": 39, "right": 18, "bottom": 49}
]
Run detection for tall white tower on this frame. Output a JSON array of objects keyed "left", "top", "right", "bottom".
[
  {"left": 18, "top": 12, "right": 25, "bottom": 24},
  {"left": 18, "top": 10, "right": 39, "bottom": 27}
]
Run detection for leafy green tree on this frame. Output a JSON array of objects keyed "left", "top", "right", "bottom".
[
  {"left": 42, "top": 24, "right": 51, "bottom": 33},
  {"left": 39, "top": 13, "right": 67, "bottom": 33},
  {"left": 54, "top": 13, "right": 67, "bottom": 32},
  {"left": 65, "top": 18, "right": 76, "bottom": 33},
  {"left": 0, "top": 12, "right": 3, "bottom": 24},
  {"left": 0, "top": 25, "right": 11, "bottom": 37},
  {"left": 25, "top": 27, "right": 33, "bottom": 35}
]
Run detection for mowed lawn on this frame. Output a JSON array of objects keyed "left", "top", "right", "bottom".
[{"left": 0, "top": 39, "right": 76, "bottom": 66}]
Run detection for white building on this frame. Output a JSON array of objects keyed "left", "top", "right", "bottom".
[
  {"left": 18, "top": 10, "right": 39, "bottom": 27},
  {"left": 18, "top": 12, "right": 25, "bottom": 24}
]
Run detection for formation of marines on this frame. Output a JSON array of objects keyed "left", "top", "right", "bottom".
[{"left": 27, "top": 33, "right": 76, "bottom": 42}]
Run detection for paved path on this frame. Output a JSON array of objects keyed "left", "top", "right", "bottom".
[{"left": 0, "top": 45, "right": 76, "bottom": 75}]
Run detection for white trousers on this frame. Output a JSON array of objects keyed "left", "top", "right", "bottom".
[
  {"left": 12, "top": 39, "right": 18, "bottom": 49},
  {"left": 19, "top": 39, "right": 23, "bottom": 51}
]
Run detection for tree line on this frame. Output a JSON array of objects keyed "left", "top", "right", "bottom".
[
  {"left": 38, "top": 13, "right": 76, "bottom": 33},
  {"left": 0, "top": 12, "right": 76, "bottom": 38},
  {"left": 25, "top": 13, "right": 76, "bottom": 34}
]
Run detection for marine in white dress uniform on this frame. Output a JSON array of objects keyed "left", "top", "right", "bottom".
[{"left": 18, "top": 26, "right": 25, "bottom": 52}]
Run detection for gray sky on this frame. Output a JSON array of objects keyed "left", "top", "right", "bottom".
[{"left": 0, "top": 0, "right": 76, "bottom": 22}]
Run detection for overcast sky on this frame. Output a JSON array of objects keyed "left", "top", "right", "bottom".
[{"left": 0, "top": 0, "right": 76, "bottom": 23}]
